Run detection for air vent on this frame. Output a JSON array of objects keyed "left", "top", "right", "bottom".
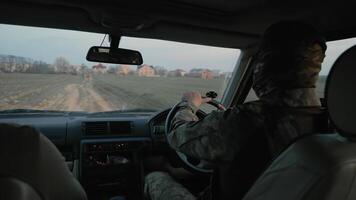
[
  {"left": 83, "top": 121, "right": 132, "bottom": 135},
  {"left": 110, "top": 121, "right": 132, "bottom": 135},
  {"left": 83, "top": 122, "right": 109, "bottom": 135}
]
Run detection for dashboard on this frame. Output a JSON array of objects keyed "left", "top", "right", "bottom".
[{"left": 0, "top": 110, "right": 170, "bottom": 199}]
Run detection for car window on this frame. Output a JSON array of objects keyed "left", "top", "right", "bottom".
[
  {"left": 0, "top": 24, "right": 240, "bottom": 113},
  {"left": 244, "top": 38, "right": 356, "bottom": 103}
]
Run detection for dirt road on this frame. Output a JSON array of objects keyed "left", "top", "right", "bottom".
[
  {"left": 37, "top": 81, "right": 116, "bottom": 112},
  {"left": 63, "top": 82, "right": 114, "bottom": 112},
  {"left": 0, "top": 74, "right": 117, "bottom": 112}
]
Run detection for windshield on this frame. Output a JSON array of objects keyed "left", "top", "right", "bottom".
[{"left": 0, "top": 24, "right": 240, "bottom": 113}]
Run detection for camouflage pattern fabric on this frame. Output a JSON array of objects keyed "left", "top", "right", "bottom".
[
  {"left": 252, "top": 21, "right": 326, "bottom": 103},
  {"left": 167, "top": 92, "right": 321, "bottom": 162},
  {"left": 145, "top": 21, "right": 327, "bottom": 200},
  {"left": 252, "top": 43, "right": 325, "bottom": 106},
  {"left": 145, "top": 92, "right": 322, "bottom": 200},
  {"left": 144, "top": 171, "right": 196, "bottom": 200}
]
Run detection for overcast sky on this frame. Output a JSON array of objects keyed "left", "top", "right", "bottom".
[{"left": 1, "top": 24, "right": 356, "bottom": 74}]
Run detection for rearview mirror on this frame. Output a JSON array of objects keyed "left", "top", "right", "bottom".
[{"left": 86, "top": 46, "right": 143, "bottom": 65}]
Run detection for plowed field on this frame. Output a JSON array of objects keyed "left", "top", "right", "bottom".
[{"left": 0, "top": 73, "right": 227, "bottom": 112}]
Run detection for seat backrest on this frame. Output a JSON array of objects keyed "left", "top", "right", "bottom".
[
  {"left": 242, "top": 45, "right": 356, "bottom": 200},
  {"left": 0, "top": 177, "right": 42, "bottom": 200},
  {"left": 213, "top": 103, "right": 328, "bottom": 200},
  {"left": 0, "top": 123, "right": 87, "bottom": 200},
  {"left": 242, "top": 134, "right": 356, "bottom": 200}
]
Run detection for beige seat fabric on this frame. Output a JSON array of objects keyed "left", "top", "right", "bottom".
[{"left": 0, "top": 123, "right": 87, "bottom": 200}]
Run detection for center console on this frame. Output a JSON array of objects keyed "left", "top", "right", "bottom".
[{"left": 79, "top": 138, "right": 151, "bottom": 199}]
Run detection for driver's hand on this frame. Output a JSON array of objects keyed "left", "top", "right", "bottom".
[{"left": 181, "top": 91, "right": 211, "bottom": 108}]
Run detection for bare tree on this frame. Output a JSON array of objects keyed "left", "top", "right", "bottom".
[
  {"left": 154, "top": 66, "right": 167, "bottom": 77},
  {"left": 53, "top": 57, "right": 71, "bottom": 73},
  {"left": 27, "top": 61, "right": 53, "bottom": 74}
]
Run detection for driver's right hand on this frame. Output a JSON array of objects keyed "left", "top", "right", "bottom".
[{"left": 181, "top": 91, "right": 211, "bottom": 108}]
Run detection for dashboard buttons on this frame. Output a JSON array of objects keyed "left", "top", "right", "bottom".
[{"left": 85, "top": 142, "right": 133, "bottom": 153}]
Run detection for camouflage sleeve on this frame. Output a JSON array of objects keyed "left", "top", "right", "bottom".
[
  {"left": 145, "top": 171, "right": 196, "bottom": 200},
  {"left": 168, "top": 102, "right": 252, "bottom": 163}
]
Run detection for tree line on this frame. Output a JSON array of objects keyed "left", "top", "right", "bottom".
[{"left": 0, "top": 55, "right": 86, "bottom": 74}]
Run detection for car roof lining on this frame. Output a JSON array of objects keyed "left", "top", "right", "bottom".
[{"left": 1, "top": 0, "right": 356, "bottom": 49}]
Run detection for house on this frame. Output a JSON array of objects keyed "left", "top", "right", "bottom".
[
  {"left": 92, "top": 63, "right": 107, "bottom": 74},
  {"left": 137, "top": 64, "right": 155, "bottom": 77},
  {"left": 168, "top": 69, "right": 186, "bottom": 77},
  {"left": 117, "top": 65, "right": 131, "bottom": 76},
  {"left": 187, "top": 68, "right": 213, "bottom": 80}
]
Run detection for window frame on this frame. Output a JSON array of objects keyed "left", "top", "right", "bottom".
[{"left": 221, "top": 47, "right": 258, "bottom": 107}]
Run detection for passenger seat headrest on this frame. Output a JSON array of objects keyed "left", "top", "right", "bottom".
[{"left": 326, "top": 45, "right": 356, "bottom": 138}]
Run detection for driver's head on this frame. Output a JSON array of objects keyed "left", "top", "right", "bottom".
[{"left": 252, "top": 21, "right": 327, "bottom": 103}]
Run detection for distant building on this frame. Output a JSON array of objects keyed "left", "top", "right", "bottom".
[
  {"left": 187, "top": 68, "right": 213, "bottom": 80},
  {"left": 68, "top": 65, "right": 81, "bottom": 75},
  {"left": 117, "top": 65, "right": 131, "bottom": 76},
  {"left": 211, "top": 70, "right": 222, "bottom": 78},
  {"left": 168, "top": 69, "right": 186, "bottom": 77},
  {"left": 137, "top": 64, "right": 155, "bottom": 77},
  {"left": 92, "top": 63, "right": 107, "bottom": 74}
]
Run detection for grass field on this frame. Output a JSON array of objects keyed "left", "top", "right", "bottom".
[
  {"left": 0, "top": 73, "right": 327, "bottom": 112},
  {"left": 0, "top": 73, "right": 228, "bottom": 112},
  {"left": 92, "top": 74, "right": 228, "bottom": 110}
]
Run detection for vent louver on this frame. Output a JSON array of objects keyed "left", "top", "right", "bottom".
[
  {"left": 83, "top": 121, "right": 132, "bottom": 135},
  {"left": 83, "top": 122, "right": 109, "bottom": 135}
]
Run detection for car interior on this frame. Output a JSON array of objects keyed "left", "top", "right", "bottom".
[{"left": 1, "top": 0, "right": 356, "bottom": 200}]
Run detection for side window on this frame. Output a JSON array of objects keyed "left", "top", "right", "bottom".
[
  {"left": 316, "top": 38, "right": 356, "bottom": 99},
  {"left": 244, "top": 38, "right": 356, "bottom": 103}
]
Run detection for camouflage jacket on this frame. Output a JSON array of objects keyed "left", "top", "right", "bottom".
[{"left": 167, "top": 88, "right": 324, "bottom": 164}]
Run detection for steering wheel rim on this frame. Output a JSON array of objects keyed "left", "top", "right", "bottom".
[{"left": 165, "top": 100, "right": 225, "bottom": 174}]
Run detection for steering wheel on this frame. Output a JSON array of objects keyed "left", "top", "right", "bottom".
[{"left": 165, "top": 91, "right": 226, "bottom": 174}]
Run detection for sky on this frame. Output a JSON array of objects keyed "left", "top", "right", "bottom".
[
  {"left": 1, "top": 24, "right": 356, "bottom": 74},
  {"left": 0, "top": 24, "right": 239, "bottom": 72}
]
